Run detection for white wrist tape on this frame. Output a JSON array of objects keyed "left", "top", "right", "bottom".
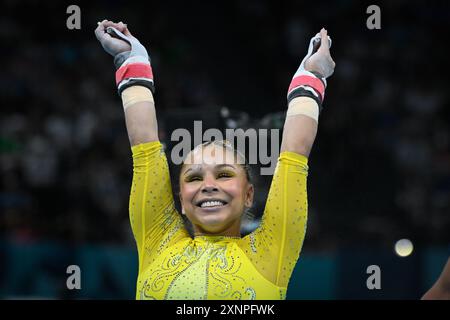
[
  {"left": 286, "top": 96, "right": 319, "bottom": 122},
  {"left": 121, "top": 85, "right": 154, "bottom": 110}
]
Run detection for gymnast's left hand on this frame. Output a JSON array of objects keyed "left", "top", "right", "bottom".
[{"left": 304, "top": 28, "right": 336, "bottom": 79}]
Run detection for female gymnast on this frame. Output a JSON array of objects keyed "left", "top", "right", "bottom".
[{"left": 95, "top": 20, "right": 335, "bottom": 300}]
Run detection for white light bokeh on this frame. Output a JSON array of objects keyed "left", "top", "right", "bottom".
[{"left": 395, "top": 239, "right": 414, "bottom": 257}]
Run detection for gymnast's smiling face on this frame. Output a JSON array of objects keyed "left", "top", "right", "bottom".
[{"left": 179, "top": 143, "right": 254, "bottom": 237}]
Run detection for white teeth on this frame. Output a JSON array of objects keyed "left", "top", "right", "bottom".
[{"left": 200, "top": 201, "right": 225, "bottom": 208}]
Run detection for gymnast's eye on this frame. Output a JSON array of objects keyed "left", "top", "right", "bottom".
[
  {"left": 217, "top": 171, "right": 234, "bottom": 179},
  {"left": 186, "top": 175, "right": 202, "bottom": 182}
]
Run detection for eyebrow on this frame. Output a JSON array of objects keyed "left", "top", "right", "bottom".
[{"left": 183, "top": 164, "right": 237, "bottom": 176}]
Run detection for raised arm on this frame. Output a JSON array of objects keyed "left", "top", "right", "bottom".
[
  {"left": 94, "top": 21, "right": 189, "bottom": 275},
  {"left": 94, "top": 20, "right": 158, "bottom": 146},
  {"left": 281, "top": 28, "right": 335, "bottom": 157},
  {"left": 238, "top": 30, "right": 336, "bottom": 289}
]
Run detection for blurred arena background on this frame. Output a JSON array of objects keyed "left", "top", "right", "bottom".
[{"left": 0, "top": 0, "right": 449, "bottom": 299}]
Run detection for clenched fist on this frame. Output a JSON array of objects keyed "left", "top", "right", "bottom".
[
  {"left": 94, "top": 20, "right": 132, "bottom": 56},
  {"left": 94, "top": 19, "right": 154, "bottom": 95},
  {"left": 304, "top": 28, "right": 336, "bottom": 79}
]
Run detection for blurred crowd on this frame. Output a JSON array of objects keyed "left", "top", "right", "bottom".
[{"left": 1, "top": 1, "right": 449, "bottom": 249}]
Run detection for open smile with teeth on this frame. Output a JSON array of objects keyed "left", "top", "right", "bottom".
[{"left": 198, "top": 200, "right": 227, "bottom": 208}]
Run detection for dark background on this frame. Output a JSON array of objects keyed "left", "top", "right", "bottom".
[{"left": 0, "top": 0, "right": 449, "bottom": 299}]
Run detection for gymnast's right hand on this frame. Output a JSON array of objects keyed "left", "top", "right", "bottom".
[
  {"left": 94, "top": 20, "right": 132, "bottom": 56},
  {"left": 94, "top": 19, "right": 154, "bottom": 95}
]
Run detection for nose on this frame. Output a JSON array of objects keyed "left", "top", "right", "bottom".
[{"left": 201, "top": 173, "right": 218, "bottom": 193}]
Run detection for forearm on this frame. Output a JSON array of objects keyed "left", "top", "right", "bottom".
[
  {"left": 280, "top": 97, "right": 318, "bottom": 157},
  {"left": 122, "top": 86, "right": 159, "bottom": 146},
  {"left": 282, "top": 28, "right": 334, "bottom": 157},
  {"left": 94, "top": 23, "right": 157, "bottom": 146}
]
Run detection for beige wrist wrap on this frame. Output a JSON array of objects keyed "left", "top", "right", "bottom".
[
  {"left": 286, "top": 96, "right": 319, "bottom": 122},
  {"left": 121, "top": 85, "right": 154, "bottom": 110}
]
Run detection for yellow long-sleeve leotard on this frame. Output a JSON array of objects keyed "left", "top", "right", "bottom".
[{"left": 129, "top": 141, "right": 308, "bottom": 300}]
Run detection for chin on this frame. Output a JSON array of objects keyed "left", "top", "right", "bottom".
[
  {"left": 198, "top": 215, "right": 229, "bottom": 229},
  {"left": 187, "top": 205, "right": 242, "bottom": 234},
  {"left": 196, "top": 214, "right": 237, "bottom": 234}
]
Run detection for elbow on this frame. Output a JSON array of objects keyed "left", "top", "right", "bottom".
[
  {"left": 127, "top": 122, "right": 159, "bottom": 146},
  {"left": 129, "top": 134, "right": 158, "bottom": 147},
  {"left": 281, "top": 136, "right": 315, "bottom": 157}
]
